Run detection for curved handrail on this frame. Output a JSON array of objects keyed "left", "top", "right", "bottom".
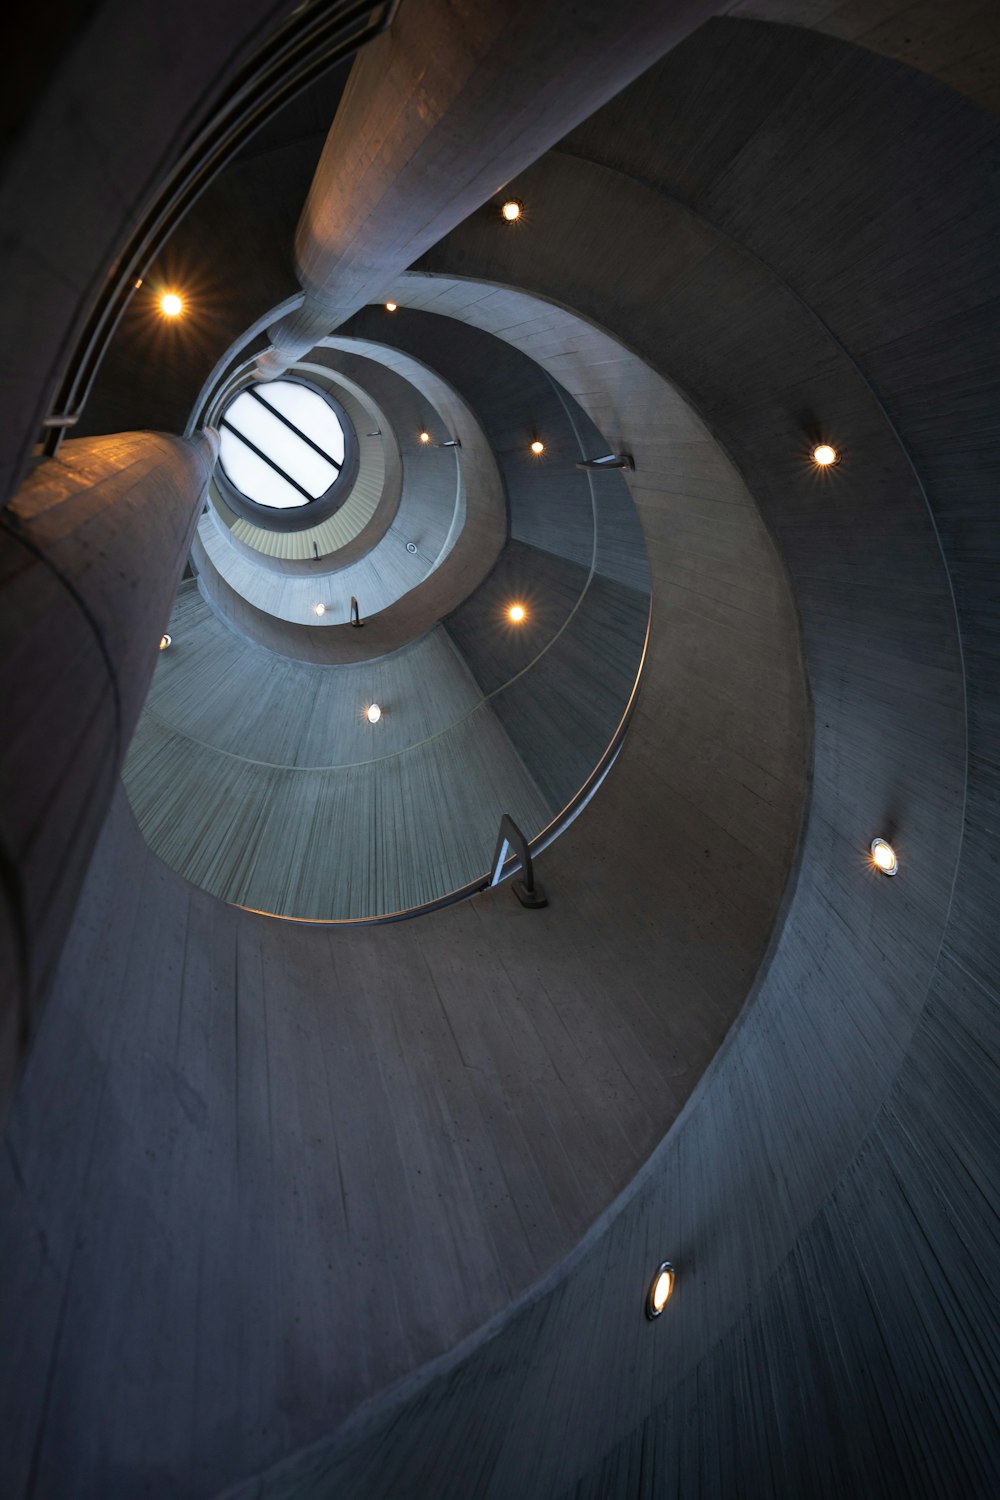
[
  {"left": 232, "top": 600, "right": 651, "bottom": 926},
  {"left": 40, "top": 0, "right": 397, "bottom": 457}
]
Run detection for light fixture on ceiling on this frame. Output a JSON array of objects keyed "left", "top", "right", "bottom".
[
  {"left": 812, "top": 443, "right": 839, "bottom": 467},
  {"left": 134, "top": 277, "right": 143, "bottom": 289},
  {"left": 508, "top": 603, "right": 526, "bottom": 624},
  {"left": 312, "top": 602, "right": 326, "bottom": 616},
  {"left": 419, "top": 431, "right": 431, "bottom": 444},
  {"left": 159, "top": 292, "right": 184, "bottom": 318},
  {"left": 530, "top": 439, "right": 544, "bottom": 455},
  {"left": 385, "top": 301, "right": 397, "bottom": 312},
  {"left": 645, "top": 1262, "right": 676, "bottom": 1320},
  {"left": 501, "top": 198, "right": 523, "bottom": 222},
  {"left": 366, "top": 702, "right": 382, "bottom": 724},
  {"left": 159, "top": 633, "right": 172, "bottom": 650},
  {"left": 870, "top": 837, "right": 898, "bottom": 876}
]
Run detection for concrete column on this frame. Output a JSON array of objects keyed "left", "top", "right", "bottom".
[
  {"left": 256, "top": 0, "right": 718, "bottom": 376},
  {"left": 0, "top": 429, "right": 218, "bottom": 1112}
]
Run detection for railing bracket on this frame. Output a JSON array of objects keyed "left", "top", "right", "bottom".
[{"left": 490, "top": 813, "right": 547, "bottom": 908}]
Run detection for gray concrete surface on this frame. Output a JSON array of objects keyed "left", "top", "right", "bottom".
[
  {"left": 2, "top": 9, "right": 998, "bottom": 1500},
  {"left": 0, "top": 430, "right": 216, "bottom": 1111},
  {"left": 0, "top": 276, "right": 805, "bottom": 1495},
  {"left": 219, "top": 21, "right": 995, "bottom": 1498},
  {"left": 258, "top": 0, "right": 721, "bottom": 374}
]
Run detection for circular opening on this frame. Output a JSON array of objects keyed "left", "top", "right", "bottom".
[
  {"left": 530, "top": 439, "right": 544, "bottom": 455},
  {"left": 219, "top": 380, "right": 349, "bottom": 511},
  {"left": 812, "top": 443, "right": 839, "bottom": 467},
  {"left": 646, "top": 1262, "right": 675, "bottom": 1319},
  {"left": 501, "top": 199, "right": 523, "bottom": 222}
]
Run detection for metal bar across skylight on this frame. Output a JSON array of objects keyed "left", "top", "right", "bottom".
[
  {"left": 247, "top": 385, "right": 342, "bottom": 469},
  {"left": 217, "top": 380, "right": 348, "bottom": 509},
  {"left": 220, "top": 418, "right": 315, "bottom": 502}
]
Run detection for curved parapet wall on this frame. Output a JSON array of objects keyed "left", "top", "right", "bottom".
[
  {"left": 216, "top": 22, "right": 994, "bottom": 1500},
  {"left": 197, "top": 345, "right": 505, "bottom": 628},
  {"left": 124, "top": 588, "right": 553, "bottom": 919},
  {"left": 125, "top": 316, "right": 653, "bottom": 918},
  {"left": 0, "top": 227, "right": 807, "bottom": 1496},
  {"left": 10, "top": 14, "right": 995, "bottom": 1500}
]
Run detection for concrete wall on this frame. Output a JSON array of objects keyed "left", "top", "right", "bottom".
[
  {"left": 0, "top": 431, "right": 216, "bottom": 1108},
  {"left": 216, "top": 21, "right": 996, "bottom": 1497},
  {"left": 0, "top": 248, "right": 805, "bottom": 1496},
  {"left": 124, "top": 588, "right": 552, "bottom": 918},
  {"left": 4, "top": 11, "right": 997, "bottom": 1500},
  {"left": 126, "top": 312, "right": 650, "bottom": 918}
]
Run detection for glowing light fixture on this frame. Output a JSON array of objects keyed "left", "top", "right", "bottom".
[
  {"left": 313, "top": 603, "right": 326, "bottom": 617},
  {"left": 812, "top": 443, "right": 839, "bottom": 467},
  {"left": 160, "top": 292, "right": 184, "bottom": 318},
  {"left": 646, "top": 1262, "right": 676, "bottom": 1320},
  {"left": 530, "top": 439, "right": 545, "bottom": 455},
  {"left": 501, "top": 198, "right": 523, "bottom": 222},
  {"left": 870, "top": 837, "right": 898, "bottom": 876},
  {"left": 366, "top": 703, "right": 382, "bottom": 724},
  {"left": 419, "top": 431, "right": 431, "bottom": 444},
  {"left": 134, "top": 277, "right": 143, "bottom": 289},
  {"left": 508, "top": 603, "right": 526, "bottom": 624},
  {"left": 385, "top": 301, "right": 398, "bottom": 312},
  {"left": 159, "top": 634, "right": 172, "bottom": 651}
]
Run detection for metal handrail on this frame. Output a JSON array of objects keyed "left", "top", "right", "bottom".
[
  {"left": 232, "top": 601, "right": 651, "bottom": 926},
  {"left": 40, "top": 0, "right": 397, "bottom": 457}
]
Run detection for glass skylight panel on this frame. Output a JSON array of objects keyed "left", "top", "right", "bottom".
[
  {"left": 256, "top": 382, "right": 346, "bottom": 467},
  {"left": 218, "top": 380, "right": 347, "bottom": 510},
  {"left": 225, "top": 392, "right": 337, "bottom": 496},
  {"left": 219, "top": 427, "right": 310, "bottom": 509}
]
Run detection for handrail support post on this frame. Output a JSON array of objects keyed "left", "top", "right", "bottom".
[{"left": 490, "top": 813, "right": 547, "bottom": 908}]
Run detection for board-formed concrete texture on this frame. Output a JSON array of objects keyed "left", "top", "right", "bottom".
[
  {"left": 124, "top": 319, "right": 653, "bottom": 918},
  {"left": 1, "top": 5, "right": 1000, "bottom": 1500}
]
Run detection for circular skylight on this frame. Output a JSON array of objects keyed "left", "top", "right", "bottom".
[{"left": 219, "top": 381, "right": 347, "bottom": 509}]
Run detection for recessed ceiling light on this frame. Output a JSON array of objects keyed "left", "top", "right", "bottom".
[
  {"left": 160, "top": 292, "right": 183, "bottom": 317},
  {"left": 530, "top": 439, "right": 544, "bottom": 455},
  {"left": 366, "top": 702, "right": 382, "bottom": 724},
  {"left": 870, "top": 837, "right": 898, "bottom": 876},
  {"left": 812, "top": 443, "right": 839, "bottom": 467},
  {"left": 385, "top": 301, "right": 397, "bottom": 312},
  {"left": 646, "top": 1262, "right": 676, "bottom": 1319},
  {"left": 508, "top": 603, "right": 526, "bottom": 623},
  {"left": 159, "top": 633, "right": 172, "bottom": 650},
  {"left": 313, "top": 602, "right": 326, "bottom": 616},
  {"left": 419, "top": 431, "right": 431, "bottom": 444},
  {"left": 501, "top": 199, "right": 523, "bottom": 222}
]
